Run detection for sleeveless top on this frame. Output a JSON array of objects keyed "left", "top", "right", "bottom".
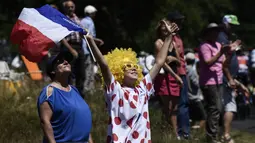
[
  {"left": 167, "top": 48, "right": 178, "bottom": 73},
  {"left": 154, "top": 40, "right": 180, "bottom": 96},
  {"left": 158, "top": 39, "right": 178, "bottom": 73},
  {"left": 37, "top": 85, "right": 92, "bottom": 143}
]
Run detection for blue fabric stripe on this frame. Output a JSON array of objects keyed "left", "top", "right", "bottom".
[{"left": 35, "top": 4, "right": 86, "bottom": 34}]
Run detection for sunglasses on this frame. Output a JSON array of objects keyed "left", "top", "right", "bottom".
[
  {"left": 55, "top": 58, "right": 66, "bottom": 65},
  {"left": 53, "top": 56, "right": 73, "bottom": 68},
  {"left": 122, "top": 63, "right": 139, "bottom": 71}
]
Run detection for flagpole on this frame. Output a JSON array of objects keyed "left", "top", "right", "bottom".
[{"left": 83, "top": 35, "right": 96, "bottom": 62}]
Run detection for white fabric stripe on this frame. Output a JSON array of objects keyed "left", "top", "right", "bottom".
[{"left": 18, "top": 8, "right": 73, "bottom": 43}]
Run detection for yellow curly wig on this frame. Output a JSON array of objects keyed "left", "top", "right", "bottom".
[{"left": 100, "top": 48, "right": 143, "bottom": 86}]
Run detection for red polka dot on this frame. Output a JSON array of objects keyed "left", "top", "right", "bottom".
[
  {"left": 132, "top": 131, "right": 139, "bottom": 139},
  {"left": 146, "top": 83, "right": 152, "bottom": 91},
  {"left": 134, "top": 88, "right": 139, "bottom": 94},
  {"left": 111, "top": 94, "right": 116, "bottom": 101},
  {"left": 127, "top": 140, "right": 131, "bottom": 143},
  {"left": 140, "top": 139, "right": 145, "bottom": 143},
  {"left": 108, "top": 117, "right": 112, "bottom": 125},
  {"left": 148, "top": 140, "right": 151, "bottom": 143},
  {"left": 112, "top": 133, "right": 118, "bottom": 141},
  {"left": 106, "top": 135, "right": 111, "bottom": 143},
  {"left": 114, "top": 80, "right": 117, "bottom": 84},
  {"left": 130, "top": 101, "right": 137, "bottom": 109},
  {"left": 111, "top": 83, "right": 114, "bottom": 91},
  {"left": 144, "top": 96, "right": 147, "bottom": 104},
  {"left": 126, "top": 116, "right": 135, "bottom": 128},
  {"left": 133, "top": 95, "right": 138, "bottom": 102},
  {"left": 143, "top": 112, "right": 148, "bottom": 119},
  {"left": 137, "top": 85, "right": 141, "bottom": 88},
  {"left": 146, "top": 121, "right": 150, "bottom": 129},
  {"left": 118, "top": 99, "right": 124, "bottom": 107},
  {"left": 143, "top": 79, "right": 146, "bottom": 85},
  {"left": 124, "top": 92, "right": 129, "bottom": 100},
  {"left": 114, "top": 117, "right": 122, "bottom": 125},
  {"left": 145, "top": 131, "right": 147, "bottom": 138}
]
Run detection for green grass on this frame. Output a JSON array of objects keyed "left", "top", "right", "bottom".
[{"left": 0, "top": 79, "right": 254, "bottom": 143}]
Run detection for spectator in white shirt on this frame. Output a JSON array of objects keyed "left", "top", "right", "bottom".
[{"left": 80, "top": 5, "right": 104, "bottom": 94}]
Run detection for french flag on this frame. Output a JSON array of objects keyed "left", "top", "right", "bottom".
[{"left": 10, "top": 4, "right": 87, "bottom": 62}]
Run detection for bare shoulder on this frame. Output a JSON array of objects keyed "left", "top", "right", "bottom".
[
  {"left": 155, "top": 39, "right": 162, "bottom": 45},
  {"left": 155, "top": 39, "right": 163, "bottom": 48},
  {"left": 46, "top": 86, "right": 54, "bottom": 97}
]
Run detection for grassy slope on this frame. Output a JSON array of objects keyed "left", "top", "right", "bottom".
[{"left": 0, "top": 80, "right": 254, "bottom": 143}]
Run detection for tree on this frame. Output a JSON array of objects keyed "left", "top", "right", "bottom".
[{"left": 0, "top": 0, "right": 254, "bottom": 55}]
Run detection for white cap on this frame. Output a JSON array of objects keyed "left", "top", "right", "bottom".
[
  {"left": 185, "top": 52, "right": 195, "bottom": 60},
  {"left": 84, "top": 5, "right": 97, "bottom": 14}
]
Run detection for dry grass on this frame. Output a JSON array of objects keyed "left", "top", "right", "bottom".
[{"left": 0, "top": 78, "right": 254, "bottom": 143}]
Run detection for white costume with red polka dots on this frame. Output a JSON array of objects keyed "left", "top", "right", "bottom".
[{"left": 105, "top": 74, "right": 154, "bottom": 143}]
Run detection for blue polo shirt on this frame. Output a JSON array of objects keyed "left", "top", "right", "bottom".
[
  {"left": 37, "top": 85, "right": 92, "bottom": 143},
  {"left": 217, "top": 32, "right": 239, "bottom": 84}
]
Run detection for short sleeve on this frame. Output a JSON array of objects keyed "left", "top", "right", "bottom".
[
  {"left": 37, "top": 86, "right": 54, "bottom": 116},
  {"left": 217, "top": 32, "right": 230, "bottom": 45},
  {"left": 200, "top": 44, "right": 212, "bottom": 61},
  {"left": 80, "top": 19, "right": 96, "bottom": 37},
  {"left": 80, "top": 19, "right": 89, "bottom": 29},
  {"left": 139, "top": 74, "right": 155, "bottom": 97}
]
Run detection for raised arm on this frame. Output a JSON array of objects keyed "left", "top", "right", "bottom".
[
  {"left": 61, "top": 39, "right": 78, "bottom": 59},
  {"left": 222, "top": 41, "right": 242, "bottom": 88},
  {"left": 154, "top": 40, "right": 183, "bottom": 86},
  {"left": 205, "top": 48, "right": 224, "bottom": 66},
  {"left": 150, "top": 21, "right": 178, "bottom": 81},
  {"left": 202, "top": 40, "right": 241, "bottom": 66},
  {"left": 85, "top": 35, "right": 112, "bottom": 87}
]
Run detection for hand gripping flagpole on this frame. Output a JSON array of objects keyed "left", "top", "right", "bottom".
[{"left": 83, "top": 30, "right": 96, "bottom": 62}]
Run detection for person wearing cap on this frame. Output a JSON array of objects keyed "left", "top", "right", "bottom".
[
  {"left": 219, "top": 15, "right": 240, "bottom": 44},
  {"left": 37, "top": 51, "right": 93, "bottom": 143},
  {"left": 217, "top": 15, "right": 247, "bottom": 143},
  {"left": 218, "top": 14, "right": 238, "bottom": 140},
  {"left": 166, "top": 11, "right": 190, "bottom": 139},
  {"left": 80, "top": 5, "right": 104, "bottom": 94},
  {"left": 185, "top": 52, "right": 206, "bottom": 130},
  {"left": 199, "top": 23, "right": 240, "bottom": 143}
]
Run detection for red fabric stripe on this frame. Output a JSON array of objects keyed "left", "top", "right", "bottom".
[{"left": 10, "top": 20, "right": 55, "bottom": 62}]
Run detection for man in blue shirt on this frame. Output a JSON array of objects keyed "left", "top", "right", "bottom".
[
  {"left": 217, "top": 15, "right": 240, "bottom": 143},
  {"left": 80, "top": 5, "right": 104, "bottom": 94}
]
